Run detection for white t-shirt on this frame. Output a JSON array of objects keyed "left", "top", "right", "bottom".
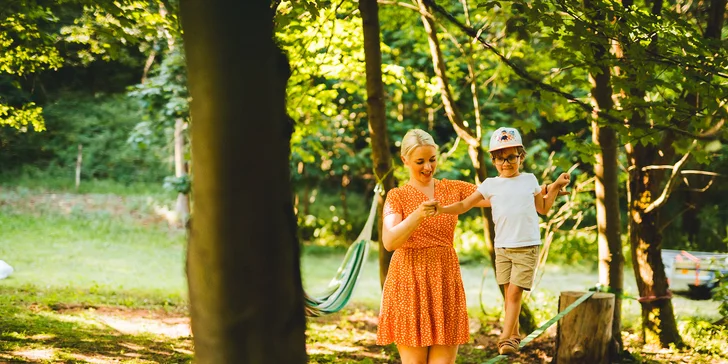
[{"left": 477, "top": 173, "right": 542, "bottom": 248}]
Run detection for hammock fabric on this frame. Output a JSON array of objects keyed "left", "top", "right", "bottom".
[{"left": 304, "top": 185, "right": 381, "bottom": 317}]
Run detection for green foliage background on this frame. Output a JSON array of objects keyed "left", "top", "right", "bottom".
[{"left": 0, "top": 0, "right": 726, "bottom": 263}]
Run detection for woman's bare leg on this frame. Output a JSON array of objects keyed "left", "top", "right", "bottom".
[
  {"left": 427, "top": 345, "right": 458, "bottom": 364},
  {"left": 398, "top": 344, "right": 428, "bottom": 364}
]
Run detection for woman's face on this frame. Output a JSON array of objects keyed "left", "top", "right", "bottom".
[{"left": 402, "top": 145, "right": 437, "bottom": 184}]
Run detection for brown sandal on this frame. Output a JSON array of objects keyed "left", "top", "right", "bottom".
[{"left": 497, "top": 338, "right": 519, "bottom": 355}]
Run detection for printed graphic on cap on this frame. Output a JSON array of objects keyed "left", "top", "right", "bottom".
[{"left": 496, "top": 129, "right": 516, "bottom": 143}]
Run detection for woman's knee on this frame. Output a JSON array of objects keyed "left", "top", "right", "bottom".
[
  {"left": 398, "top": 345, "right": 428, "bottom": 364},
  {"left": 427, "top": 345, "right": 458, "bottom": 364}
]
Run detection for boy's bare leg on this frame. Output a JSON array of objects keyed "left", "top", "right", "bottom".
[
  {"left": 501, "top": 283, "right": 524, "bottom": 340},
  {"left": 510, "top": 312, "right": 520, "bottom": 340}
]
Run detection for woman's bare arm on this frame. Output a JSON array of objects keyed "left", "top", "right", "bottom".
[{"left": 382, "top": 201, "right": 436, "bottom": 251}]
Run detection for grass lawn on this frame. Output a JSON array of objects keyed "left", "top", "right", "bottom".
[{"left": 1, "top": 184, "right": 727, "bottom": 363}]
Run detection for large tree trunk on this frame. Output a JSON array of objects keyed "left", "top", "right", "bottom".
[
  {"left": 584, "top": 0, "right": 624, "bottom": 356},
  {"left": 415, "top": 0, "right": 534, "bottom": 332},
  {"left": 179, "top": 1, "right": 307, "bottom": 362},
  {"left": 359, "top": 0, "right": 396, "bottom": 288}
]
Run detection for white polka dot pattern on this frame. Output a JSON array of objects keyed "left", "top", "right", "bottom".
[{"left": 377, "top": 179, "right": 476, "bottom": 347}]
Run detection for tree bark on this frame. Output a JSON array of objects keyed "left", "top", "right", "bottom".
[
  {"left": 556, "top": 291, "right": 615, "bottom": 364},
  {"left": 179, "top": 1, "right": 307, "bottom": 362},
  {"left": 625, "top": 148, "right": 682, "bottom": 347},
  {"left": 584, "top": 0, "right": 623, "bottom": 356},
  {"left": 592, "top": 122, "right": 623, "bottom": 355},
  {"left": 705, "top": 0, "right": 726, "bottom": 40},
  {"left": 359, "top": 0, "right": 396, "bottom": 288}
]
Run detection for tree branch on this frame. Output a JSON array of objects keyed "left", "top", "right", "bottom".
[
  {"left": 421, "top": 0, "right": 727, "bottom": 141},
  {"left": 643, "top": 142, "right": 694, "bottom": 214}
]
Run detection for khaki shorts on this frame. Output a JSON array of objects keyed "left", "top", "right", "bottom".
[{"left": 495, "top": 246, "right": 539, "bottom": 290}]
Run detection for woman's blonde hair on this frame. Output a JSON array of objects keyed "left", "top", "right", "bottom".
[{"left": 400, "top": 129, "right": 438, "bottom": 158}]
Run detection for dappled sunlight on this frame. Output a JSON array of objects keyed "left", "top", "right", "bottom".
[
  {"left": 11, "top": 348, "right": 56, "bottom": 361},
  {"left": 308, "top": 342, "right": 369, "bottom": 354},
  {"left": 0, "top": 303, "right": 193, "bottom": 363},
  {"left": 636, "top": 241, "right": 655, "bottom": 286},
  {"left": 93, "top": 311, "right": 191, "bottom": 338},
  {"left": 306, "top": 307, "right": 396, "bottom": 362},
  {"left": 44, "top": 311, "right": 106, "bottom": 328},
  {"left": 119, "top": 341, "right": 146, "bottom": 351},
  {"left": 69, "top": 352, "right": 140, "bottom": 364},
  {"left": 172, "top": 347, "right": 194, "bottom": 355},
  {"left": 30, "top": 333, "right": 57, "bottom": 341}
]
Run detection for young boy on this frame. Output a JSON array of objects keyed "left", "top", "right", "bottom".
[{"left": 435, "top": 127, "right": 570, "bottom": 355}]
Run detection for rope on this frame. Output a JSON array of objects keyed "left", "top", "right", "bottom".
[
  {"left": 482, "top": 291, "right": 596, "bottom": 364},
  {"left": 372, "top": 166, "right": 394, "bottom": 192},
  {"left": 591, "top": 284, "right": 673, "bottom": 303}
]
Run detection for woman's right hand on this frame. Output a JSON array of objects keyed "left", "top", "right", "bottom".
[{"left": 416, "top": 200, "right": 439, "bottom": 220}]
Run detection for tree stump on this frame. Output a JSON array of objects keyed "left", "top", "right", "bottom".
[{"left": 556, "top": 291, "right": 615, "bottom": 364}]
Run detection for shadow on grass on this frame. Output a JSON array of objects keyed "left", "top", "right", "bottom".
[{"left": 0, "top": 286, "right": 192, "bottom": 363}]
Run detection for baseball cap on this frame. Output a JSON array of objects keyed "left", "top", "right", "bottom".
[{"left": 488, "top": 127, "right": 523, "bottom": 152}]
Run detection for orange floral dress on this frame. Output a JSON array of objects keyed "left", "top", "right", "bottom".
[{"left": 377, "top": 179, "right": 476, "bottom": 347}]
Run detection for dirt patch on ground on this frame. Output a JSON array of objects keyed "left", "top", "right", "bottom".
[{"left": 54, "top": 305, "right": 192, "bottom": 339}]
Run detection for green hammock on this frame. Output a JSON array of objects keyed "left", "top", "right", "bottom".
[{"left": 304, "top": 184, "right": 382, "bottom": 317}]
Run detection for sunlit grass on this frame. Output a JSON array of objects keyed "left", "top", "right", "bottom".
[{"left": 0, "top": 213, "right": 187, "bottom": 303}]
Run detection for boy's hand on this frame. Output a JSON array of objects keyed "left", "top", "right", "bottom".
[
  {"left": 542, "top": 183, "right": 570, "bottom": 196},
  {"left": 555, "top": 173, "right": 571, "bottom": 188}
]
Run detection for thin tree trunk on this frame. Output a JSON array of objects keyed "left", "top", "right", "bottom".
[
  {"left": 705, "top": 0, "right": 726, "bottom": 41},
  {"left": 75, "top": 144, "right": 82, "bottom": 190},
  {"left": 584, "top": 0, "right": 623, "bottom": 356},
  {"left": 141, "top": 48, "right": 157, "bottom": 84},
  {"left": 359, "top": 0, "right": 396, "bottom": 288},
  {"left": 179, "top": 1, "right": 306, "bottom": 362},
  {"left": 593, "top": 123, "right": 623, "bottom": 354},
  {"left": 174, "top": 118, "right": 190, "bottom": 223}
]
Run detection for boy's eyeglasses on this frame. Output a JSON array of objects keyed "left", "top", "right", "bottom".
[{"left": 493, "top": 154, "right": 520, "bottom": 165}]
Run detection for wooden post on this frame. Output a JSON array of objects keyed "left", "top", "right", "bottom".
[
  {"left": 75, "top": 144, "right": 82, "bottom": 190},
  {"left": 556, "top": 291, "right": 615, "bottom": 364}
]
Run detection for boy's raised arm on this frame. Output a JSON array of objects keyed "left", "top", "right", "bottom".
[
  {"left": 536, "top": 173, "right": 570, "bottom": 215},
  {"left": 437, "top": 190, "right": 486, "bottom": 215}
]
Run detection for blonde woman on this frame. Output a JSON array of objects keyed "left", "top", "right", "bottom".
[{"left": 376, "top": 129, "right": 490, "bottom": 364}]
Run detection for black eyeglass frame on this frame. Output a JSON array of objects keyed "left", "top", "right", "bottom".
[{"left": 492, "top": 154, "right": 521, "bottom": 165}]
